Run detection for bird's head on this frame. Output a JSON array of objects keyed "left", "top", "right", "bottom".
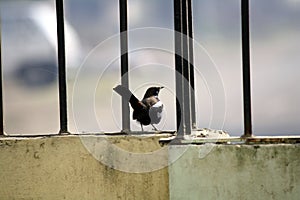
[{"left": 143, "top": 86, "right": 164, "bottom": 98}]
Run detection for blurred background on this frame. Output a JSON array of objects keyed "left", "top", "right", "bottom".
[{"left": 1, "top": 0, "right": 300, "bottom": 136}]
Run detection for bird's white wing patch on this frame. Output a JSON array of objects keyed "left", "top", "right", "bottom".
[{"left": 152, "top": 101, "right": 163, "bottom": 108}]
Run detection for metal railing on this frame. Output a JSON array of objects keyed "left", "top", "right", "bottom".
[
  {"left": 241, "top": 0, "right": 253, "bottom": 137},
  {"left": 0, "top": 0, "right": 253, "bottom": 138},
  {"left": 173, "top": 0, "right": 253, "bottom": 137},
  {"left": 119, "top": 0, "right": 130, "bottom": 132},
  {"left": 56, "top": 0, "right": 68, "bottom": 134}
]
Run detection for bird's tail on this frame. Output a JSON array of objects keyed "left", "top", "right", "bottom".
[{"left": 113, "top": 85, "right": 140, "bottom": 110}]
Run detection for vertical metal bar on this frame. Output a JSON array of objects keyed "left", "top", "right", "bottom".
[
  {"left": 55, "top": 0, "right": 68, "bottom": 134},
  {"left": 119, "top": 0, "right": 130, "bottom": 132},
  {"left": 0, "top": 17, "right": 3, "bottom": 135},
  {"left": 182, "top": 0, "right": 191, "bottom": 135},
  {"left": 174, "top": 0, "right": 184, "bottom": 136},
  {"left": 187, "top": 0, "right": 196, "bottom": 129},
  {"left": 241, "top": 0, "right": 253, "bottom": 137}
]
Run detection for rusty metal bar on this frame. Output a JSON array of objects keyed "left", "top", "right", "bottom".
[
  {"left": 0, "top": 18, "right": 3, "bottom": 135},
  {"left": 181, "top": 0, "right": 191, "bottom": 135},
  {"left": 241, "top": 0, "right": 253, "bottom": 137},
  {"left": 55, "top": 0, "right": 68, "bottom": 134},
  {"left": 187, "top": 0, "right": 196, "bottom": 129},
  {"left": 174, "top": 0, "right": 184, "bottom": 136},
  {"left": 119, "top": 0, "right": 130, "bottom": 132}
]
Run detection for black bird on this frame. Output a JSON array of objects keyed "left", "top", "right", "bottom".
[{"left": 113, "top": 85, "right": 164, "bottom": 131}]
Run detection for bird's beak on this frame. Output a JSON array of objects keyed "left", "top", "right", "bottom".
[{"left": 160, "top": 86, "right": 164, "bottom": 89}]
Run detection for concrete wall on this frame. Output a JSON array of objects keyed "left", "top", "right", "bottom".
[
  {"left": 169, "top": 144, "right": 300, "bottom": 200},
  {"left": 0, "top": 135, "right": 299, "bottom": 200},
  {"left": 0, "top": 135, "right": 169, "bottom": 200}
]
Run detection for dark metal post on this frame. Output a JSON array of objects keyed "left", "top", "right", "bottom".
[
  {"left": 181, "top": 0, "right": 191, "bottom": 134},
  {"left": 174, "top": 0, "right": 184, "bottom": 136},
  {"left": 119, "top": 0, "right": 130, "bottom": 132},
  {"left": 187, "top": 0, "right": 196, "bottom": 129},
  {"left": 241, "top": 0, "right": 253, "bottom": 137},
  {"left": 0, "top": 18, "right": 3, "bottom": 135},
  {"left": 55, "top": 0, "right": 68, "bottom": 134}
]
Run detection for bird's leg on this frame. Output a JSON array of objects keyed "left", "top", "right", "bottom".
[
  {"left": 140, "top": 123, "right": 144, "bottom": 132},
  {"left": 151, "top": 124, "right": 158, "bottom": 131}
]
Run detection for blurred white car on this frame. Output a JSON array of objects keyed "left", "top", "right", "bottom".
[{"left": 1, "top": 1, "right": 81, "bottom": 86}]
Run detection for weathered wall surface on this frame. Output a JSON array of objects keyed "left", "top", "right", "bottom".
[
  {"left": 0, "top": 136, "right": 300, "bottom": 200},
  {"left": 169, "top": 144, "right": 300, "bottom": 200},
  {"left": 0, "top": 136, "right": 169, "bottom": 200}
]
